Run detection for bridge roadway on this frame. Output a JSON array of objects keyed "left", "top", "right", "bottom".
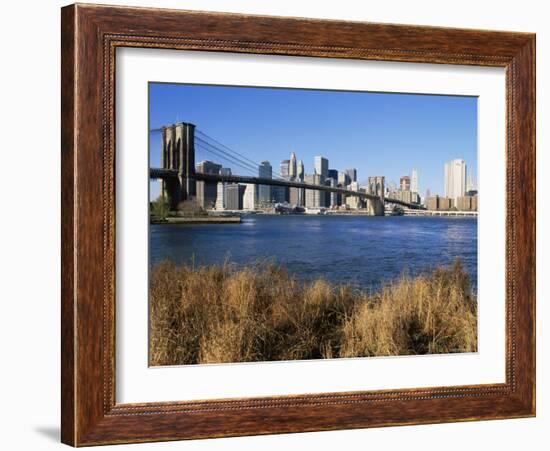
[{"left": 149, "top": 168, "right": 425, "bottom": 210}]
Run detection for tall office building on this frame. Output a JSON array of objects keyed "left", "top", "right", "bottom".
[
  {"left": 411, "top": 168, "right": 418, "bottom": 194},
  {"left": 289, "top": 152, "right": 297, "bottom": 179},
  {"left": 305, "top": 173, "right": 325, "bottom": 208},
  {"left": 345, "top": 168, "right": 357, "bottom": 183},
  {"left": 195, "top": 160, "right": 222, "bottom": 209},
  {"left": 347, "top": 181, "right": 361, "bottom": 209},
  {"left": 314, "top": 156, "right": 329, "bottom": 180},
  {"left": 400, "top": 175, "right": 411, "bottom": 191},
  {"left": 297, "top": 160, "right": 304, "bottom": 181},
  {"left": 290, "top": 159, "right": 305, "bottom": 206},
  {"left": 225, "top": 184, "right": 246, "bottom": 210},
  {"left": 258, "top": 161, "right": 272, "bottom": 203},
  {"left": 243, "top": 184, "right": 256, "bottom": 210},
  {"left": 444, "top": 159, "right": 467, "bottom": 201},
  {"left": 326, "top": 177, "right": 337, "bottom": 207},
  {"left": 215, "top": 182, "right": 226, "bottom": 210},
  {"left": 273, "top": 159, "right": 290, "bottom": 203},
  {"left": 466, "top": 170, "right": 476, "bottom": 193},
  {"left": 338, "top": 171, "right": 351, "bottom": 187}
]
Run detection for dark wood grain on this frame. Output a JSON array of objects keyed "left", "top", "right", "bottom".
[{"left": 61, "top": 3, "right": 536, "bottom": 446}]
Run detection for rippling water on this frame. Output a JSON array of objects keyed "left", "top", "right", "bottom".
[{"left": 150, "top": 215, "right": 477, "bottom": 291}]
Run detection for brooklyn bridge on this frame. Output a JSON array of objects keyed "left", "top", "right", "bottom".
[{"left": 149, "top": 122, "right": 425, "bottom": 215}]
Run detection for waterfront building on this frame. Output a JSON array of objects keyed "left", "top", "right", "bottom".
[
  {"left": 225, "top": 184, "right": 246, "bottom": 210},
  {"left": 243, "top": 183, "right": 257, "bottom": 210},
  {"left": 426, "top": 195, "right": 455, "bottom": 211},
  {"left": 456, "top": 195, "right": 478, "bottom": 211},
  {"left": 196, "top": 160, "right": 222, "bottom": 209},
  {"left": 215, "top": 182, "right": 226, "bottom": 210},
  {"left": 399, "top": 190, "right": 420, "bottom": 204},
  {"left": 314, "top": 156, "right": 329, "bottom": 180},
  {"left": 272, "top": 159, "right": 290, "bottom": 203},
  {"left": 289, "top": 186, "right": 304, "bottom": 207},
  {"left": 400, "top": 175, "right": 411, "bottom": 191},
  {"left": 444, "top": 159, "right": 467, "bottom": 202},
  {"left": 345, "top": 168, "right": 357, "bottom": 183},
  {"left": 290, "top": 158, "right": 305, "bottom": 207},
  {"left": 411, "top": 168, "right": 418, "bottom": 194},
  {"left": 326, "top": 177, "right": 338, "bottom": 207},
  {"left": 347, "top": 181, "right": 361, "bottom": 209},
  {"left": 258, "top": 161, "right": 272, "bottom": 203},
  {"left": 305, "top": 173, "right": 325, "bottom": 208}
]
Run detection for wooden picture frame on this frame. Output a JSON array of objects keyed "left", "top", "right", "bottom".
[{"left": 61, "top": 3, "right": 535, "bottom": 446}]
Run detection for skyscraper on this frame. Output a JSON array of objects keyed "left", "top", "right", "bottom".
[
  {"left": 411, "top": 168, "right": 418, "bottom": 194},
  {"left": 305, "top": 173, "right": 325, "bottom": 208},
  {"left": 345, "top": 168, "right": 357, "bottom": 183},
  {"left": 338, "top": 171, "right": 351, "bottom": 187},
  {"left": 273, "top": 159, "right": 290, "bottom": 203},
  {"left": 444, "top": 159, "right": 467, "bottom": 201},
  {"left": 297, "top": 160, "right": 304, "bottom": 181},
  {"left": 467, "top": 169, "right": 476, "bottom": 193},
  {"left": 243, "top": 184, "right": 256, "bottom": 210},
  {"left": 314, "top": 156, "right": 329, "bottom": 180},
  {"left": 280, "top": 159, "right": 290, "bottom": 178},
  {"left": 400, "top": 176, "right": 411, "bottom": 191},
  {"left": 195, "top": 160, "right": 222, "bottom": 209},
  {"left": 258, "top": 161, "right": 272, "bottom": 203},
  {"left": 289, "top": 152, "right": 297, "bottom": 179}
]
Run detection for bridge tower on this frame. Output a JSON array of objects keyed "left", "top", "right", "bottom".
[
  {"left": 367, "top": 176, "right": 385, "bottom": 216},
  {"left": 160, "top": 122, "right": 196, "bottom": 209}
]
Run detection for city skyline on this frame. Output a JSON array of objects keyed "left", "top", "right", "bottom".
[{"left": 149, "top": 83, "right": 477, "bottom": 200}]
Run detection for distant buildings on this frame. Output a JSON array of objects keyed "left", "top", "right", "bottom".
[
  {"left": 289, "top": 152, "right": 297, "bottom": 179},
  {"left": 225, "top": 184, "right": 246, "bottom": 210},
  {"left": 305, "top": 173, "right": 324, "bottom": 208},
  {"left": 345, "top": 168, "right": 357, "bottom": 183},
  {"left": 444, "top": 159, "right": 467, "bottom": 202},
  {"left": 196, "top": 160, "right": 222, "bottom": 209},
  {"left": 411, "top": 168, "right": 418, "bottom": 194},
  {"left": 314, "top": 156, "right": 329, "bottom": 180},
  {"left": 338, "top": 171, "right": 351, "bottom": 187},
  {"left": 426, "top": 194, "right": 477, "bottom": 212},
  {"left": 258, "top": 161, "right": 272, "bottom": 203},
  {"left": 400, "top": 175, "right": 411, "bottom": 191},
  {"left": 242, "top": 184, "right": 256, "bottom": 210},
  {"left": 273, "top": 159, "right": 290, "bottom": 203}
]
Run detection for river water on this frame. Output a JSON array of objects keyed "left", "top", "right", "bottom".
[{"left": 150, "top": 215, "right": 477, "bottom": 291}]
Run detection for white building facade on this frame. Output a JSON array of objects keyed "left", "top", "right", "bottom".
[{"left": 444, "top": 159, "right": 467, "bottom": 201}]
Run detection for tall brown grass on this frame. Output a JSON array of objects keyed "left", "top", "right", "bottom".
[{"left": 149, "top": 259, "right": 477, "bottom": 366}]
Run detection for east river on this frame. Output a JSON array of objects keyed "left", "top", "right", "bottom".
[{"left": 150, "top": 215, "right": 477, "bottom": 291}]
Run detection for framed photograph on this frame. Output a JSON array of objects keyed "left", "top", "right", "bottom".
[{"left": 61, "top": 4, "right": 535, "bottom": 446}]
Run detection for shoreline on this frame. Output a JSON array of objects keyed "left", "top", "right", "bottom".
[{"left": 151, "top": 216, "right": 241, "bottom": 224}]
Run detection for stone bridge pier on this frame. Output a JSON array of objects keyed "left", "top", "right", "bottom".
[
  {"left": 160, "top": 122, "right": 196, "bottom": 209},
  {"left": 367, "top": 176, "right": 385, "bottom": 216}
]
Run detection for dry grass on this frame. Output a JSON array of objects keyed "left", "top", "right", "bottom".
[{"left": 149, "top": 259, "right": 477, "bottom": 366}]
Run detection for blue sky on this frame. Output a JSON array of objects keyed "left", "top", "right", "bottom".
[{"left": 149, "top": 83, "right": 477, "bottom": 199}]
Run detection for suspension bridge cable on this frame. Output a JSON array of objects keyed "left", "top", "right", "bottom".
[
  {"left": 195, "top": 129, "right": 288, "bottom": 180},
  {"left": 195, "top": 140, "right": 260, "bottom": 176},
  {"left": 195, "top": 143, "right": 258, "bottom": 177},
  {"left": 195, "top": 137, "right": 260, "bottom": 174}
]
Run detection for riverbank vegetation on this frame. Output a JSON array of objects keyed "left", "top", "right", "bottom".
[{"left": 149, "top": 259, "right": 477, "bottom": 366}]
